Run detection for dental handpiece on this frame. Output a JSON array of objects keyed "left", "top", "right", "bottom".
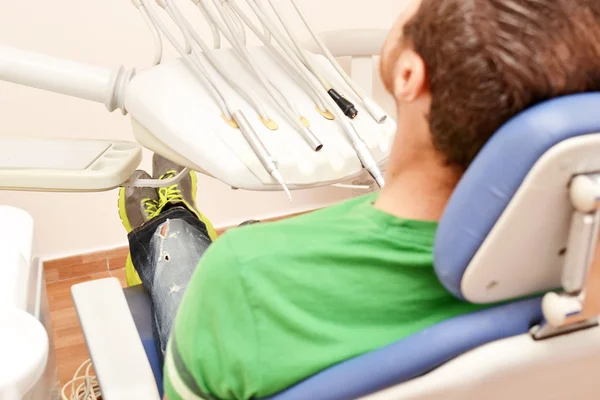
[
  {"left": 232, "top": 110, "right": 292, "bottom": 201},
  {"left": 355, "top": 140, "right": 385, "bottom": 188},
  {"left": 346, "top": 123, "right": 385, "bottom": 188}
]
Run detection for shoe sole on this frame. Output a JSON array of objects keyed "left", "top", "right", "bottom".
[{"left": 117, "top": 186, "right": 134, "bottom": 233}]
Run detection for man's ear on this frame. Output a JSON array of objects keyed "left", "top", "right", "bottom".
[{"left": 391, "top": 50, "right": 427, "bottom": 102}]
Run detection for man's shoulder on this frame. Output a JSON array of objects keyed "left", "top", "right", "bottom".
[{"left": 212, "top": 193, "right": 379, "bottom": 262}]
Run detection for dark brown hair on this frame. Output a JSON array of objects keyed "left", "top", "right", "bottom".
[{"left": 404, "top": 0, "right": 600, "bottom": 170}]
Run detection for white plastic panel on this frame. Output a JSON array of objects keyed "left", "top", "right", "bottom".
[
  {"left": 0, "top": 138, "right": 142, "bottom": 191},
  {"left": 303, "top": 29, "right": 389, "bottom": 58},
  {"left": 0, "top": 206, "right": 51, "bottom": 399},
  {"left": 462, "top": 134, "right": 600, "bottom": 303},
  {"left": 72, "top": 278, "right": 161, "bottom": 400},
  {"left": 360, "top": 326, "right": 600, "bottom": 400},
  {"left": 0, "top": 206, "right": 34, "bottom": 311},
  {"left": 126, "top": 47, "right": 396, "bottom": 191},
  {"left": 0, "top": 138, "right": 109, "bottom": 170},
  {"left": 0, "top": 309, "right": 49, "bottom": 399}
]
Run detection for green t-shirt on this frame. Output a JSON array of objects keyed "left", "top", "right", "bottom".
[{"left": 164, "top": 193, "right": 484, "bottom": 400}]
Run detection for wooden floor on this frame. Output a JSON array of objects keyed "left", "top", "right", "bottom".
[{"left": 48, "top": 266, "right": 128, "bottom": 387}]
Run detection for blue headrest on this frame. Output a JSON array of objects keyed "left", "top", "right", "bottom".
[{"left": 434, "top": 93, "right": 600, "bottom": 300}]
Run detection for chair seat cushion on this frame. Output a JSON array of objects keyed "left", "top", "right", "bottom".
[
  {"left": 266, "top": 297, "right": 542, "bottom": 400},
  {"left": 123, "top": 284, "right": 164, "bottom": 398}
]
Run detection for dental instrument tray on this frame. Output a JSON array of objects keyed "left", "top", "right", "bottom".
[
  {"left": 126, "top": 48, "right": 396, "bottom": 191},
  {"left": 0, "top": 138, "right": 142, "bottom": 191}
]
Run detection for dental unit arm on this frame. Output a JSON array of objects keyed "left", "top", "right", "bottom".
[
  {"left": 0, "top": 45, "right": 133, "bottom": 114},
  {"left": 0, "top": 44, "right": 143, "bottom": 192}
]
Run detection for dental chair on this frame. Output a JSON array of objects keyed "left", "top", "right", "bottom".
[{"left": 72, "top": 93, "right": 600, "bottom": 399}]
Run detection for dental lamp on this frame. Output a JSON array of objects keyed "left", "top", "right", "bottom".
[{"left": 0, "top": 0, "right": 395, "bottom": 200}]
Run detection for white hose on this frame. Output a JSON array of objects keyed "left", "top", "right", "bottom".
[
  {"left": 266, "top": 0, "right": 332, "bottom": 91},
  {"left": 234, "top": 0, "right": 332, "bottom": 113},
  {"left": 138, "top": 5, "right": 163, "bottom": 65},
  {"left": 223, "top": 1, "right": 247, "bottom": 45},
  {"left": 203, "top": 0, "right": 328, "bottom": 112},
  {"left": 287, "top": 0, "right": 368, "bottom": 100},
  {"left": 195, "top": 1, "right": 221, "bottom": 48},
  {"left": 212, "top": 0, "right": 307, "bottom": 132},
  {"left": 141, "top": 0, "right": 233, "bottom": 118},
  {"left": 166, "top": 0, "right": 271, "bottom": 120}
]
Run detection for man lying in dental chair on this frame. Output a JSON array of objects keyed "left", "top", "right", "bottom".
[{"left": 117, "top": 0, "right": 600, "bottom": 399}]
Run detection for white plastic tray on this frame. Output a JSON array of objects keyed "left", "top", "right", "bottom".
[{"left": 0, "top": 138, "right": 142, "bottom": 191}]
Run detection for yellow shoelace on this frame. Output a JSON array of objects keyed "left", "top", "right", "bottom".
[
  {"left": 157, "top": 169, "right": 184, "bottom": 210},
  {"left": 139, "top": 170, "right": 184, "bottom": 220},
  {"left": 142, "top": 197, "right": 159, "bottom": 220}
]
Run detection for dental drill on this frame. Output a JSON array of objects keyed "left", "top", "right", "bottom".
[{"left": 233, "top": 111, "right": 292, "bottom": 201}]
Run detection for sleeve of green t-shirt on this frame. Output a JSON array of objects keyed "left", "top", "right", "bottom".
[{"left": 163, "top": 234, "right": 260, "bottom": 400}]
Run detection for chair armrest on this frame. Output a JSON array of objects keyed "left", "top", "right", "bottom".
[
  {"left": 71, "top": 278, "right": 160, "bottom": 400},
  {"left": 303, "top": 29, "right": 389, "bottom": 58}
]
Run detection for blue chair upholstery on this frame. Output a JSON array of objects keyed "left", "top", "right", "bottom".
[
  {"left": 266, "top": 298, "right": 542, "bottom": 400},
  {"left": 124, "top": 93, "right": 600, "bottom": 400}
]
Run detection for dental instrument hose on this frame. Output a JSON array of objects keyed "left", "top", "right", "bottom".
[
  {"left": 228, "top": 0, "right": 384, "bottom": 186},
  {"left": 193, "top": 0, "right": 222, "bottom": 48},
  {"left": 156, "top": 0, "right": 272, "bottom": 122},
  {"left": 131, "top": 0, "right": 163, "bottom": 65},
  {"left": 210, "top": 0, "right": 323, "bottom": 151},
  {"left": 265, "top": 0, "right": 358, "bottom": 119},
  {"left": 146, "top": 0, "right": 291, "bottom": 198},
  {"left": 140, "top": 0, "right": 234, "bottom": 119},
  {"left": 287, "top": 0, "right": 388, "bottom": 123},
  {"left": 196, "top": 0, "right": 329, "bottom": 114},
  {"left": 158, "top": 1, "right": 292, "bottom": 198},
  {"left": 214, "top": 1, "right": 305, "bottom": 122},
  {"left": 235, "top": 0, "right": 333, "bottom": 113},
  {"left": 233, "top": 111, "right": 292, "bottom": 200}
]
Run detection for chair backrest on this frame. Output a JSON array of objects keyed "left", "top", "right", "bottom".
[{"left": 435, "top": 93, "right": 600, "bottom": 304}]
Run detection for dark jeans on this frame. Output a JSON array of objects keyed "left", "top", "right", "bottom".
[{"left": 128, "top": 206, "right": 213, "bottom": 357}]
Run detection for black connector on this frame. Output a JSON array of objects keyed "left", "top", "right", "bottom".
[{"left": 328, "top": 89, "right": 358, "bottom": 119}]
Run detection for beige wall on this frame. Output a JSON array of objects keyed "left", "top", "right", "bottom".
[{"left": 0, "top": 0, "right": 404, "bottom": 259}]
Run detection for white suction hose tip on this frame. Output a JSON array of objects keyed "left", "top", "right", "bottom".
[
  {"left": 272, "top": 169, "right": 292, "bottom": 202},
  {"left": 363, "top": 98, "right": 388, "bottom": 124}
]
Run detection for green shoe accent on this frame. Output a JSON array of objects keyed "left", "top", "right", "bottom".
[{"left": 125, "top": 252, "right": 143, "bottom": 287}]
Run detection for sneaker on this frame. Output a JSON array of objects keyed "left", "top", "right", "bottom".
[
  {"left": 152, "top": 153, "right": 219, "bottom": 241},
  {"left": 118, "top": 170, "right": 159, "bottom": 233}
]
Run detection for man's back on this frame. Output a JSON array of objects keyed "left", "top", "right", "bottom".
[{"left": 164, "top": 194, "right": 484, "bottom": 400}]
